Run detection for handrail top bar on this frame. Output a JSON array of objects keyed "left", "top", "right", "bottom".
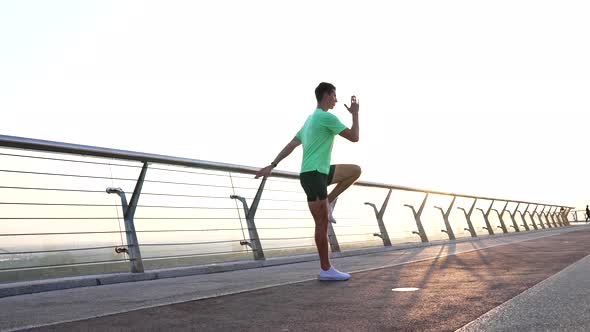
[
  {"left": 354, "top": 180, "right": 572, "bottom": 208},
  {"left": 0, "top": 134, "right": 264, "bottom": 175},
  {"left": 0, "top": 134, "right": 573, "bottom": 209}
]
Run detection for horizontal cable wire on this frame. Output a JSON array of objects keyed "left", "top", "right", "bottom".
[
  {"left": 0, "top": 186, "right": 234, "bottom": 200},
  {"left": 0, "top": 201, "right": 310, "bottom": 209},
  {"left": 259, "top": 236, "right": 314, "bottom": 241},
  {"left": 0, "top": 217, "right": 245, "bottom": 221},
  {"left": 0, "top": 228, "right": 311, "bottom": 236},
  {"left": 0, "top": 231, "right": 124, "bottom": 237},
  {"left": 0, "top": 186, "right": 107, "bottom": 193},
  {"left": 0, "top": 203, "right": 249, "bottom": 210},
  {"left": 246, "top": 197, "right": 303, "bottom": 203},
  {"left": 0, "top": 169, "right": 302, "bottom": 193},
  {"left": 388, "top": 231, "right": 419, "bottom": 235},
  {"left": 256, "top": 208, "right": 310, "bottom": 212},
  {"left": 0, "top": 202, "right": 121, "bottom": 207},
  {"left": 342, "top": 224, "right": 381, "bottom": 227},
  {"left": 0, "top": 202, "right": 285, "bottom": 210},
  {"left": 129, "top": 205, "right": 234, "bottom": 209},
  {"left": 149, "top": 166, "right": 232, "bottom": 177},
  {"left": 0, "top": 151, "right": 141, "bottom": 168},
  {"left": 142, "top": 250, "right": 249, "bottom": 261},
  {"left": 232, "top": 186, "right": 301, "bottom": 194},
  {"left": 0, "top": 245, "right": 123, "bottom": 255},
  {"left": 134, "top": 217, "right": 241, "bottom": 220},
  {"left": 0, "top": 151, "right": 243, "bottom": 179},
  {"left": 330, "top": 225, "right": 376, "bottom": 228},
  {"left": 333, "top": 233, "right": 378, "bottom": 237},
  {"left": 250, "top": 217, "right": 313, "bottom": 220},
  {"left": 0, "top": 168, "right": 138, "bottom": 182},
  {"left": 0, "top": 217, "right": 122, "bottom": 220},
  {"left": 265, "top": 178, "right": 301, "bottom": 184},
  {"left": 338, "top": 240, "right": 381, "bottom": 245},
  {"left": 142, "top": 193, "right": 231, "bottom": 199},
  {"left": 0, "top": 258, "right": 129, "bottom": 272},
  {"left": 229, "top": 173, "right": 300, "bottom": 185},
  {"left": 137, "top": 228, "right": 243, "bottom": 233},
  {"left": 257, "top": 226, "right": 315, "bottom": 230},
  {"left": 140, "top": 240, "right": 240, "bottom": 246},
  {"left": 0, "top": 169, "right": 240, "bottom": 189},
  {"left": 263, "top": 244, "right": 317, "bottom": 251}
]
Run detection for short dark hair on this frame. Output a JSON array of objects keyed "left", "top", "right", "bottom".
[{"left": 315, "top": 82, "right": 336, "bottom": 103}]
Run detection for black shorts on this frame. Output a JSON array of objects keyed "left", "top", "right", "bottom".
[{"left": 299, "top": 165, "right": 336, "bottom": 202}]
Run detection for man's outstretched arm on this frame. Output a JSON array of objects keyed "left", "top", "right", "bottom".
[{"left": 255, "top": 137, "right": 301, "bottom": 179}]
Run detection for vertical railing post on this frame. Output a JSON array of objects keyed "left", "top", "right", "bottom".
[
  {"left": 542, "top": 206, "right": 551, "bottom": 228},
  {"left": 545, "top": 206, "right": 555, "bottom": 228},
  {"left": 548, "top": 206, "right": 559, "bottom": 228},
  {"left": 539, "top": 206, "right": 550, "bottom": 228},
  {"left": 504, "top": 203, "right": 520, "bottom": 232},
  {"left": 457, "top": 198, "right": 478, "bottom": 238},
  {"left": 556, "top": 207, "right": 564, "bottom": 227},
  {"left": 522, "top": 204, "right": 537, "bottom": 230},
  {"left": 556, "top": 207, "right": 565, "bottom": 227},
  {"left": 524, "top": 204, "right": 539, "bottom": 229},
  {"left": 563, "top": 207, "right": 571, "bottom": 226},
  {"left": 514, "top": 204, "right": 531, "bottom": 231},
  {"left": 555, "top": 206, "right": 564, "bottom": 227},
  {"left": 494, "top": 202, "right": 520, "bottom": 233},
  {"left": 492, "top": 201, "right": 512, "bottom": 233},
  {"left": 515, "top": 211, "right": 529, "bottom": 230},
  {"left": 511, "top": 203, "right": 529, "bottom": 231},
  {"left": 531, "top": 205, "right": 543, "bottom": 229},
  {"left": 554, "top": 206, "right": 563, "bottom": 227},
  {"left": 476, "top": 200, "right": 496, "bottom": 235},
  {"left": 106, "top": 161, "right": 148, "bottom": 273},
  {"left": 231, "top": 177, "right": 267, "bottom": 260},
  {"left": 548, "top": 206, "right": 555, "bottom": 228},
  {"left": 365, "top": 189, "right": 393, "bottom": 247},
  {"left": 434, "top": 196, "right": 456, "bottom": 240},
  {"left": 404, "top": 193, "right": 429, "bottom": 243}
]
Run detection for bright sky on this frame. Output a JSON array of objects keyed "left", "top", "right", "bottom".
[{"left": 1, "top": 1, "right": 589, "bottom": 209}]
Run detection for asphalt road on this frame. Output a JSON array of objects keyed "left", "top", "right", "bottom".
[{"left": 24, "top": 229, "right": 590, "bottom": 332}]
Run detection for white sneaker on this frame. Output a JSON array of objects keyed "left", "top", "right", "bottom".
[
  {"left": 318, "top": 266, "right": 350, "bottom": 281},
  {"left": 328, "top": 199, "right": 337, "bottom": 224}
]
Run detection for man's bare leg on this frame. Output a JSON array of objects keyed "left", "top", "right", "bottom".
[
  {"left": 327, "top": 164, "right": 362, "bottom": 203},
  {"left": 307, "top": 198, "right": 331, "bottom": 270}
]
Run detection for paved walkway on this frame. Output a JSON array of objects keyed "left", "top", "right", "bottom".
[
  {"left": 459, "top": 239, "right": 590, "bottom": 331},
  {"left": 1, "top": 226, "right": 588, "bottom": 331}
]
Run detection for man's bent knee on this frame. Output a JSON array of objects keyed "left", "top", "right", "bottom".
[
  {"left": 345, "top": 164, "right": 362, "bottom": 181},
  {"left": 331, "top": 164, "right": 362, "bottom": 184}
]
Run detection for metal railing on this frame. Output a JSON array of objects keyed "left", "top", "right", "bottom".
[
  {"left": 0, "top": 134, "right": 575, "bottom": 282},
  {"left": 569, "top": 210, "right": 589, "bottom": 223}
]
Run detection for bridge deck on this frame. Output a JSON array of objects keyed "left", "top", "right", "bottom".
[{"left": 1, "top": 226, "right": 588, "bottom": 332}]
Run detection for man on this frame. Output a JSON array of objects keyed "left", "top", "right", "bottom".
[
  {"left": 255, "top": 82, "right": 361, "bottom": 281},
  {"left": 586, "top": 205, "right": 589, "bottom": 223}
]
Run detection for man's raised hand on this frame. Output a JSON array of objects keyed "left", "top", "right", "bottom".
[{"left": 344, "top": 95, "right": 359, "bottom": 114}]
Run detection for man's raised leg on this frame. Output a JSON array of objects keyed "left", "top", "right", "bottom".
[
  {"left": 327, "top": 164, "right": 362, "bottom": 202},
  {"left": 326, "top": 164, "right": 361, "bottom": 223}
]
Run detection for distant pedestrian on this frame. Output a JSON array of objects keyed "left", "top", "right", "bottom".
[{"left": 586, "top": 205, "right": 589, "bottom": 223}]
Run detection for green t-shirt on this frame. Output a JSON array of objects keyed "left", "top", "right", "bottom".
[{"left": 296, "top": 108, "right": 347, "bottom": 175}]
